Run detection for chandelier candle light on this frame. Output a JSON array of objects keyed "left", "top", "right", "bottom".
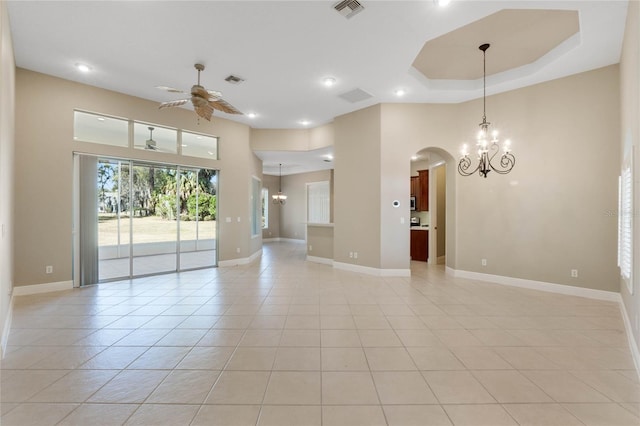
[
  {"left": 458, "top": 43, "right": 515, "bottom": 178},
  {"left": 272, "top": 163, "right": 287, "bottom": 204}
]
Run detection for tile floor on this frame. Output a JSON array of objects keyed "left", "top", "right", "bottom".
[
  {"left": 99, "top": 249, "right": 217, "bottom": 281},
  {"left": 1, "top": 241, "right": 639, "bottom": 425}
]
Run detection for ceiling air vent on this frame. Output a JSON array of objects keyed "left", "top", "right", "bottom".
[
  {"left": 338, "top": 88, "right": 373, "bottom": 103},
  {"left": 334, "top": 0, "right": 364, "bottom": 19},
  {"left": 225, "top": 75, "right": 245, "bottom": 84}
]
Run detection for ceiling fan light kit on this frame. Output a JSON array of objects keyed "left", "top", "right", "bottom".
[{"left": 158, "top": 63, "right": 243, "bottom": 121}]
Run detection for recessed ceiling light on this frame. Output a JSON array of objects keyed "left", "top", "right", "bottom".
[
  {"left": 247, "top": 112, "right": 257, "bottom": 119},
  {"left": 182, "top": 144, "right": 188, "bottom": 147},
  {"left": 323, "top": 77, "right": 336, "bottom": 87},
  {"left": 196, "top": 136, "right": 203, "bottom": 140},
  {"left": 395, "top": 89, "right": 406, "bottom": 97},
  {"left": 207, "top": 151, "right": 214, "bottom": 156},
  {"left": 411, "top": 155, "right": 418, "bottom": 161},
  {"left": 434, "top": 0, "right": 451, "bottom": 7},
  {"left": 299, "top": 120, "right": 311, "bottom": 126},
  {"left": 96, "top": 117, "right": 105, "bottom": 122},
  {"left": 75, "top": 63, "right": 91, "bottom": 73}
]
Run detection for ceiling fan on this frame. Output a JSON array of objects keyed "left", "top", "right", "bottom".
[
  {"left": 157, "top": 63, "right": 243, "bottom": 121},
  {"left": 134, "top": 126, "right": 161, "bottom": 151}
]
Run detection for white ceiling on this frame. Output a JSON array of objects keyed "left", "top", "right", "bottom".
[{"left": 6, "top": 0, "right": 628, "bottom": 173}]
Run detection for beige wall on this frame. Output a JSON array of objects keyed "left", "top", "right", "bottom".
[
  {"left": 435, "top": 165, "right": 446, "bottom": 258},
  {"left": 14, "top": 69, "right": 260, "bottom": 287},
  {"left": 454, "top": 66, "right": 619, "bottom": 291},
  {"left": 250, "top": 122, "right": 333, "bottom": 152},
  {"left": 334, "top": 105, "right": 382, "bottom": 268},
  {"left": 307, "top": 225, "right": 333, "bottom": 259},
  {"left": 333, "top": 66, "right": 620, "bottom": 290},
  {"left": 0, "top": 0, "right": 16, "bottom": 354},
  {"left": 620, "top": 0, "right": 640, "bottom": 354},
  {"left": 279, "top": 170, "right": 332, "bottom": 240}
]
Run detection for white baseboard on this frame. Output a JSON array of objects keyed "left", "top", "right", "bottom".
[
  {"left": 12, "top": 280, "right": 73, "bottom": 296},
  {"left": 450, "top": 269, "right": 620, "bottom": 302},
  {"left": 306, "top": 255, "right": 333, "bottom": 266},
  {"left": 619, "top": 300, "right": 640, "bottom": 382},
  {"left": 1, "top": 296, "right": 14, "bottom": 359},
  {"left": 333, "top": 261, "right": 410, "bottom": 277},
  {"left": 218, "top": 249, "right": 262, "bottom": 267},
  {"left": 263, "top": 238, "right": 304, "bottom": 243}
]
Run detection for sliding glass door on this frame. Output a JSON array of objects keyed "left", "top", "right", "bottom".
[
  {"left": 76, "top": 154, "right": 218, "bottom": 285},
  {"left": 131, "top": 163, "right": 178, "bottom": 276},
  {"left": 179, "top": 168, "right": 218, "bottom": 270}
]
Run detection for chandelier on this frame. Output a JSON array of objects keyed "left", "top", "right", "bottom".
[
  {"left": 458, "top": 43, "right": 515, "bottom": 178},
  {"left": 272, "top": 163, "right": 287, "bottom": 204}
]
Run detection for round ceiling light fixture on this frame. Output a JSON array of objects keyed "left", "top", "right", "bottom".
[
  {"left": 75, "top": 63, "right": 92, "bottom": 73},
  {"left": 299, "top": 120, "right": 311, "bottom": 126},
  {"left": 322, "top": 77, "right": 337, "bottom": 87},
  {"left": 247, "top": 112, "right": 257, "bottom": 118},
  {"left": 395, "top": 89, "right": 406, "bottom": 97},
  {"left": 434, "top": 0, "right": 451, "bottom": 7}
]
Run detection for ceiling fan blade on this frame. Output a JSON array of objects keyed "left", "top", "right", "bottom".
[
  {"left": 210, "top": 98, "right": 243, "bottom": 115},
  {"left": 159, "top": 99, "right": 190, "bottom": 109},
  {"left": 195, "top": 104, "right": 214, "bottom": 121},
  {"left": 156, "top": 85, "right": 186, "bottom": 94}
]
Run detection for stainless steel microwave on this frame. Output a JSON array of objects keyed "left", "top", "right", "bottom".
[{"left": 410, "top": 196, "right": 416, "bottom": 211}]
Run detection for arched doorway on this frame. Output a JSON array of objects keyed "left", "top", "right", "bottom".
[{"left": 410, "top": 147, "right": 456, "bottom": 268}]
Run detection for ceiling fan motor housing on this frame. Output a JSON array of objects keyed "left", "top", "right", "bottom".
[{"left": 191, "top": 85, "right": 209, "bottom": 107}]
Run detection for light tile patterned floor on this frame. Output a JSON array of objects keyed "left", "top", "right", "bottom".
[{"left": 2, "top": 241, "right": 639, "bottom": 425}]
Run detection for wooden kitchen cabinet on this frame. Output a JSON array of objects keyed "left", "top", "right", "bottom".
[
  {"left": 418, "top": 170, "right": 429, "bottom": 211},
  {"left": 410, "top": 176, "right": 419, "bottom": 197},
  {"left": 410, "top": 230, "right": 428, "bottom": 262}
]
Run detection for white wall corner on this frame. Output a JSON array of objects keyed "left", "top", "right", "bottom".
[
  {"left": 449, "top": 268, "right": 621, "bottom": 302},
  {"left": 1, "top": 295, "right": 14, "bottom": 359},
  {"left": 306, "top": 255, "right": 334, "bottom": 266},
  {"left": 619, "top": 300, "right": 640, "bottom": 382},
  {"left": 218, "top": 249, "right": 263, "bottom": 267},
  {"left": 333, "top": 261, "right": 410, "bottom": 277},
  {"left": 11, "top": 280, "right": 73, "bottom": 296}
]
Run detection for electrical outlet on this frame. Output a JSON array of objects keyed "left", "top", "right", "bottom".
[
  {"left": 225, "top": 217, "right": 231, "bottom": 223},
  {"left": 481, "top": 259, "right": 487, "bottom": 266},
  {"left": 354, "top": 252, "right": 358, "bottom": 259},
  {"left": 309, "top": 245, "right": 313, "bottom": 252},
  {"left": 571, "top": 269, "right": 578, "bottom": 278},
  {"left": 237, "top": 216, "right": 241, "bottom": 222},
  {"left": 349, "top": 252, "right": 353, "bottom": 258},
  {"left": 45, "top": 265, "right": 53, "bottom": 274},
  {"left": 236, "top": 248, "right": 240, "bottom": 253},
  {"left": 400, "top": 217, "right": 405, "bottom": 224}
]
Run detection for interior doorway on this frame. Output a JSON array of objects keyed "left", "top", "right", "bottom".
[
  {"left": 410, "top": 148, "right": 451, "bottom": 265},
  {"left": 74, "top": 154, "right": 218, "bottom": 285}
]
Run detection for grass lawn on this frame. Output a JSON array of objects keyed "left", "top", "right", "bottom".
[{"left": 99, "top": 214, "right": 216, "bottom": 245}]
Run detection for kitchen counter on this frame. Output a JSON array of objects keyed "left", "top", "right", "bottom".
[{"left": 410, "top": 226, "right": 430, "bottom": 231}]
